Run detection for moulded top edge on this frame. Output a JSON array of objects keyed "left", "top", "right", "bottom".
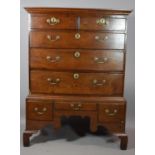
[{"left": 24, "top": 7, "right": 132, "bottom": 15}]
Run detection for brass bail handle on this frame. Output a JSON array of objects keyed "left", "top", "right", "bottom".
[
  {"left": 34, "top": 107, "right": 47, "bottom": 115},
  {"left": 46, "top": 56, "right": 61, "bottom": 62},
  {"left": 105, "top": 109, "right": 118, "bottom": 116},
  {"left": 70, "top": 103, "right": 82, "bottom": 111},
  {"left": 46, "top": 17, "right": 60, "bottom": 25},
  {"left": 96, "top": 18, "right": 108, "bottom": 25},
  {"left": 47, "top": 78, "right": 61, "bottom": 85},
  {"left": 47, "top": 35, "right": 60, "bottom": 42}
]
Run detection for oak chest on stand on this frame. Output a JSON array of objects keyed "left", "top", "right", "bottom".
[{"left": 23, "top": 8, "right": 131, "bottom": 150}]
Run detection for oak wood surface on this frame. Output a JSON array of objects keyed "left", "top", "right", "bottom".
[
  {"left": 23, "top": 7, "right": 130, "bottom": 149},
  {"left": 25, "top": 7, "right": 131, "bottom": 15},
  {"left": 27, "top": 102, "right": 53, "bottom": 121},
  {"left": 30, "top": 31, "right": 125, "bottom": 49},
  {"left": 98, "top": 102, "right": 126, "bottom": 123},
  {"left": 30, "top": 48, "right": 125, "bottom": 71},
  {"left": 30, "top": 14, "right": 126, "bottom": 31},
  {"left": 54, "top": 101, "right": 97, "bottom": 111},
  {"left": 30, "top": 70, "right": 124, "bottom": 95},
  {"left": 31, "top": 14, "right": 77, "bottom": 30}
]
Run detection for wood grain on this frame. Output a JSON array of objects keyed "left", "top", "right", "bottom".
[
  {"left": 30, "top": 31, "right": 125, "bottom": 49},
  {"left": 30, "top": 48, "right": 125, "bottom": 71},
  {"left": 30, "top": 70, "right": 124, "bottom": 95}
]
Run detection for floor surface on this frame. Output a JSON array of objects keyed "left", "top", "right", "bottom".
[{"left": 21, "top": 119, "right": 135, "bottom": 155}]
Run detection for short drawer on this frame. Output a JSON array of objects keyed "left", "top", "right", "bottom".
[
  {"left": 55, "top": 102, "right": 97, "bottom": 111},
  {"left": 30, "top": 49, "right": 124, "bottom": 71},
  {"left": 30, "top": 71, "right": 124, "bottom": 95},
  {"left": 98, "top": 102, "right": 126, "bottom": 123},
  {"left": 27, "top": 102, "right": 53, "bottom": 121},
  {"left": 30, "top": 31, "right": 125, "bottom": 49},
  {"left": 31, "top": 14, "right": 76, "bottom": 29},
  {"left": 80, "top": 17, "right": 126, "bottom": 31}
]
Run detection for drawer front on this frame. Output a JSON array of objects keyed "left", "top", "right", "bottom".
[
  {"left": 80, "top": 17, "right": 126, "bottom": 31},
  {"left": 55, "top": 102, "right": 97, "bottom": 111},
  {"left": 30, "top": 49, "right": 124, "bottom": 71},
  {"left": 30, "top": 71, "right": 124, "bottom": 95},
  {"left": 30, "top": 31, "right": 125, "bottom": 49},
  {"left": 98, "top": 103, "right": 125, "bottom": 123},
  {"left": 27, "top": 102, "right": 53, "bottom": 121},
  {"left": 31, "top": 14, "right": 76, "bottom": 29}
]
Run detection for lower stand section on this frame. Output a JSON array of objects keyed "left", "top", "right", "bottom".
[
  {"left": 23, "top": 123, "right": 128, "bottom": 150},
  {"left": 23, "top": 95, "right": 128, "bottom": 149}
]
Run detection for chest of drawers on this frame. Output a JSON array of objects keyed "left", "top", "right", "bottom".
[{"left": 23, "top": 8, "right": 131, "bottom": 150}]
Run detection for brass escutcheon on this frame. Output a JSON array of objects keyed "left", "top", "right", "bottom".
[
  {"left": 74, "top": 51, "right": 80, "bottom": 58},
  {"left": 75, "top": 33, "right": 80, "bottom": 39},
  {"left": 73, "top": 73, "right": 79, "bottom": 79}
]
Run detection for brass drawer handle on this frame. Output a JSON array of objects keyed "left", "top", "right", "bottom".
[
  {"left": 105, "top": 109, "right": 118, "bottom": 116},
  {"left": 34, "top": 107, "right": 47, "bottom": 115},
  {"left": 70, "top": 103, "right": 82, "bottom": 111},
  {"left": 74, "top": 51, "right": 80, "bottom": 58},
  {"left": 47, "top": 78, "right": 61, "bottom": 85},
  {"left": 94, "top": 57, "right": 108, "bottom": 64},
  {"left": 93, "top": 79, "right": 106, "bottom": 86},
  {"left": 47, "top": 35, "right": 60, "bottom": 42},
  {"left": 73, "top": 73, "right": 79, "bottom": 79},
  {"left": 46, "top": 17, "right": 60, "bottom": 25},
  {"left": 95, "top": 36, "right": 108, "bottom": 42},
  {"left": 96, "top": 18, "right": 108, "bottom": 25},
  {"left": 75, "top": 33, "right": 80, "bottom": 39},
  {"left": 46, "top": 56, "right": 60, "bottom": 62}
]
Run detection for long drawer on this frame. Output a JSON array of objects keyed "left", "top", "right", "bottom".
[
  {"left": 30, "top": 31, "right": 125, "bottom": 49},
  {"left": 30, "top": 49, "right": 124, "bottom": 71},
  {"left": 30, "top": 71, "right": 124, "bottom": 95}
]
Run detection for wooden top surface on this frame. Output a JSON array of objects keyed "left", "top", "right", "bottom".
[{"left": 25, "top": 7, "right": 132, "bottom": 15}]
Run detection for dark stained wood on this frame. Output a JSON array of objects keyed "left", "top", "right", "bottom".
[
  {"left": 23, "top": 7, "right": 131, "bottom": 149},
  {"left": 30, "top": 49, "right": 125, "bottom": 71},
  {"left": 115, "top": 133, "right": 128, "bottom": 150},
  {"left": 30, "top": 31, "right": 125, "bottom": 49},
  {"left": 23, "top": 130, "right": 38, "bottom": 147},
  {"left": 30, "top": 70, "right": 124, "bottom": 95}
]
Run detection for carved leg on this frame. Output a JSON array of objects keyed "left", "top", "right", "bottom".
[
  {"left": 23, "top": 130, "right": 37, "bottom": 147},
  {"left": 115, "top": 133, "right": 128, "bottom": 150}
]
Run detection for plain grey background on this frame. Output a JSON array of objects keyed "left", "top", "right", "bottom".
[{"left": 20, "top": 0, "right": 135, "bottom": 154}]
